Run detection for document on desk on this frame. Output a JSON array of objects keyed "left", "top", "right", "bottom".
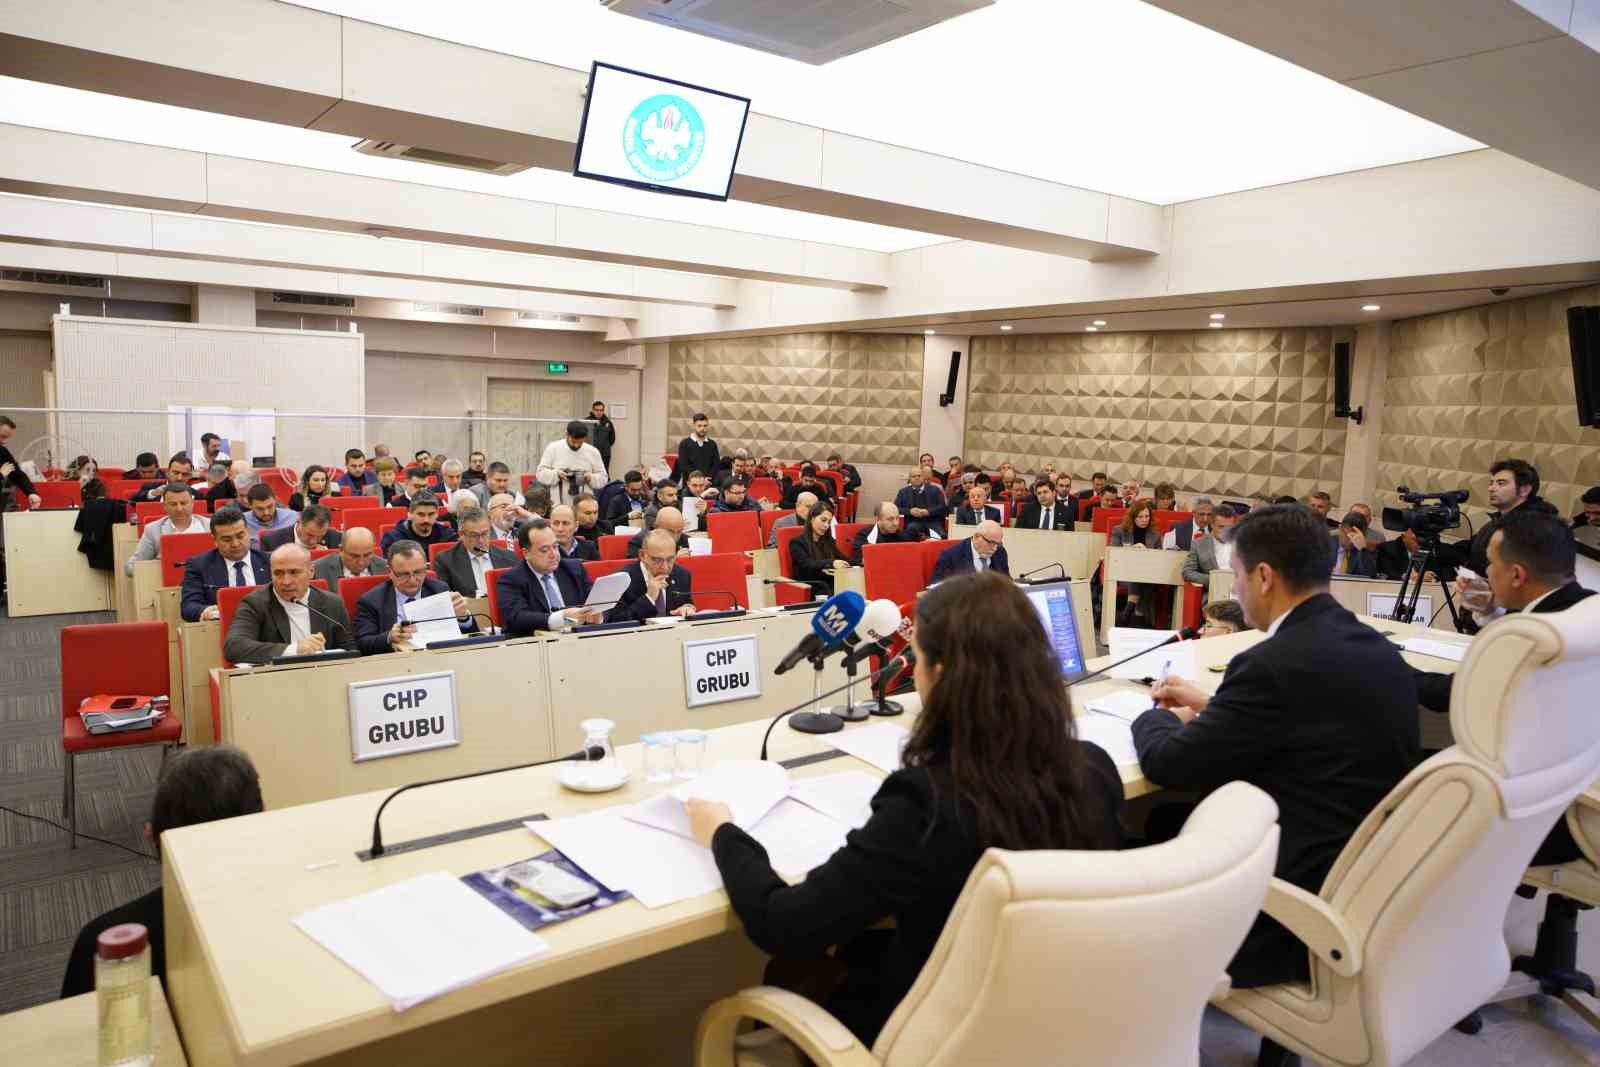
[
  {"left": 1401, "top": 636, "right": 1470, "bottom": 662},
  {"left": 1074, "top": 714, "right": 1141, "bottom": 768},
  {"left": 1084, "top": 689, "right": 1157, "bottom": 723},
  {"left": 1108, "top": 628, "right": 1195, "bottom": 681},
  {"left": 824, "top": 722, "right": 909, "bottom": 773},
  {"left": 402, "top": 593, "right": 463, "bottom": 650},
  {"left": 625, "top": 760, "right": 791, "bottom": 838},
  {"left": 788, "top": 771, "right": 880, "bottom": 830},
  {"left": 584, "top": 571, "right": 632, "bottom": 609},
  {"left": 534, "top": 810, "right": 721, "bottom": 909},
  {"left": 293, "top": 871, "right": 549, "bottom": 1011}
]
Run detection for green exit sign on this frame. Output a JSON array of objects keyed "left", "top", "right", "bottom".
[{"left": 546, "top": 362, "right": 569, "bottom": 374}]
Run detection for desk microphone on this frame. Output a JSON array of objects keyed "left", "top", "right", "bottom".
[
  {"left": 1063, "top": 630, "right": 1197, "bottom": 689},
  {"left": 668, "top": 588, "right": 743, "bottom": 611},
  {"left": 774, "top": 590, "right": 865, "bottom": 675},
  {"left": 758, "top": 666, "right": 897, "bottom": 760},
  {"left": 291, "top": 594, "right": 354, "bottom": 647},
  {"left": 1016, "top": 562, "right": 1067, "bottom": 583},
  {"left": 367, "top": 746, "right": 605, "bottom": 858}
]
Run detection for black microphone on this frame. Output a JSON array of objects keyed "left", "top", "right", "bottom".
[
  {"left": 667, "top": 588, "right": 743, "bottom": 611},
  {"left": 1016, "top": 562, "right": 1067, "bottom": 583},
  {"left": 292, "top": 593, "right": 354, "bottom": 647},
  {"left": 775, "top": 633, "right": 827, "bottom": 674},
  {"left": 841, "top": 636, "right": 890, "bottom": 670},
  {"left": 368, "top": 745, "right": 605, "bottom": 858},
  {"left": 761, "top": 576, "right": 813, "bottom": 586},
  {"left": 758, "top": 673, "right": 881, "bottom": 760},
  {"left": 1065, "top": 632, "right": 1183, "bottom": 689}
]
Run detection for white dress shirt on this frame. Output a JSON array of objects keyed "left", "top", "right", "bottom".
[
  {"left": 1213, "top": 538, "right": 1234, "bottom": 572},
  {"left": 273, "top": 589, "right": 312, "bottom": 658},
  {"left": 469, "top": 548, "right": 493, "bottom": 597},
  {"left": 127, "top": 513, "right": 211, "bottom": 574},
  {"left": 226, "top": 556, "right": 256, "bottom": 587}
]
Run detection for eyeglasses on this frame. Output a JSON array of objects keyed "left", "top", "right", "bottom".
[
  {"left": 974, "top": 533, "right": 1001, "bottom": 548},
  {"left": 644, "top": 554, "right": 677, "bottom": 566}
]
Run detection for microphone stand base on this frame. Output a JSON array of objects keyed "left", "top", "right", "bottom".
[
  {"left": 789, "top": 711, "right": 845, "bottom": 735},
  {"left": 820, "top": 704, "right": 870, "bottom": 722},
  {"left": 862, "top": 699, "right": 904, "bottom": 717}
]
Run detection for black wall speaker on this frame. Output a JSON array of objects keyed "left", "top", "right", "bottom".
[
  {"left": 1332, "top": 340, "right": 1363, "bottom": 424},
  {"left": 938, "top": 351, "right": 962, "bottom": 407},
  {"left": 1569, "top": 306, "right": 1600, "bottom": 429}
]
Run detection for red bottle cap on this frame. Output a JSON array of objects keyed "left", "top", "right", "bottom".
[{"left": 96, "top": 924, "right": 149, "bottom": 961}]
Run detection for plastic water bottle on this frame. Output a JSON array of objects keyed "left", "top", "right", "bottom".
[{"left": 96, "top": 923, "right": 152, "bottom": 1066}]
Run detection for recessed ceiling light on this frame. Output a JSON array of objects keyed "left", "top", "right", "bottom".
[
  {"left": 1000, "top": 324, "right": 1013, "bottom": 331},
  {"left": 1085, "top": 326, "right": 1099, "bottom": 332},
  {"left": 1362, "top": 304, "right": 1381, "bottom": 311},
  {"left": 924, "top": 328, "right": 936, "bottom": 334},
  {"left": 1209, "top": 313, "right": 1225, "bottom": 320},
  {"left": 1208, "top": 322, "right": 1223, "bottom": 329},
  {"left": 1092, "top": 319, "right": 1107, "bottom": 326}
]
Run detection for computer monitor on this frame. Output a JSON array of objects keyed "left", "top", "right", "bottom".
[{"left": 1022, "top": 579, "right": 1087, "bottom": 681}]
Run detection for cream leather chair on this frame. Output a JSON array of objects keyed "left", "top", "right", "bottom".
[
  {"left": 1516, "top": 784, "right": 1600, "bottom": 1028},
  {"left": 1216, "top": 597, "right": 1600, "bottom": 1067},
  {"left": 695, "top": 781, "right": 1279, "bottom": 1067}
]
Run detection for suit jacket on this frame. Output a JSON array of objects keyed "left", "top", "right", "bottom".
[
  {"left": 259, "top": 524, "right": 343, "bottom": 553},
  {"left": 558, "top": 538, "right": 599, "bottom": 563},
  {"left": 72, "top": 498, "right": 127, "bottom": 571},
  {"left": 310, "top": 552, "right": 387, "bottom": 589},
  {"left": 180, "top": 547, "right": 270, "bottom": 621},
  {"left": 1181, "top": 536, "right": 1229, "bottom": 586},
  {"left": 1167, "top": 518, "right": 1201, "bottom": 551},
  {"left": 1414, "top": 583, "right": 1596, "bottom": 711},
  {"left": 850, "top": 526, "right": 911, "bottom": 563},
  {"left": 929, "top": 538, "right": 1010, "bottom": 583},
  {"left": 222, "top": 584, "right": 352, "bottom": 664},
  {"left": 626, "top": 527, "right": 690, "bottom": 559},
  {"left": 1329, "top": 533, "right": 1377, "bottom": 578},
  {"left": 781, "top": 481, "right": 834, "bottom": 508},
  {"left": 893, "top": 484, "right": 950, "bottom": 532},
  {"left": 606, "top": 491, "right": 653, "bottom": 526},
  {"left": 766, "top": 513, "right": 800, "bottom": 549},
  {"left": 830, "top": 463, "right": 862, "bottom": 494},
  {"left": 607, "top": 561, "right": 693, "bottom": 623},
  {"left": 432, "top": 541, "right": 518, "bottom": 597},
  {"left": 953, "top": 504, "right": 1003, "bottom": 526},
  {"left": 354, "top": 576, "right": 476, "bottom": 655},
  {"left": 789, "top": 535, "right": 844, "bottom": 596},
  {"left": 497, "top": 559, "right": 594, "bottom": 637},
  {"left": 1015, "top": 501, "right": 1075, "bottom": 531}
]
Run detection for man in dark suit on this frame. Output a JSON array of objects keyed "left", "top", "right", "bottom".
[
  {"left": 1015, "top": 478, "right": 1075, "bottom": 531},
  {"left": 627, "top": 506, "right": 691, "bottom": 559},
  {"left": 894, "top": 467, "right": 950, "bottom": 540},
  {"left": 496, "top": 518, "right": 603, "bottom": 636},
  {"left": 826, "top": 453, "right": 862, "bottom": 495},
  {"left": 222, "top": 544, "right": 353, "bottom": 663},
  {"left": 852, "top": 502, "right": 911, "bottom": 562},
  {"left": 671, "top": 413, "right": 720, "bottom": 487},
  {"left": 781, "top": 464, "right": 834, "bottom": 508},
  {"left": 354, "top": 540, "right": 477, "bottom": 655},
  {"left": 1076, "top": 471, "right": 1109, "bottom": 502},
  {"left": 432, "top": 505, "right": 518, "bottom": 598},
  {"left": 1330, "top": 511, "right": 1377, "bottom": 576},
  {"left": 1133, "top": 504, "right": 1419, "bottom": 989},
  {"left": 259, "top": 503, "right": 343, "bottom": 553},
  {"left": 953, "top": 482, "right": 1003, "bottom": 526},
  {"left": 550, "top": 503, "right": 599, "bottom": 562},
  {"left": 380, "top": 492, "right": 457, "bottom": 556},
  {"left": 930, "top": 521, "right": 1010, "bottom": 583},
  {"left": 180, "top": 506, "right": 270, "bottom": 622},
  {"left": 608, "top": 528, "right": 696, "bottom": 623},
  {"left": 311, "top": 526, "right": 387, "bottom": 589},
  {"left": 1162, "top": 497, "right": 1213, "bottom": 551},
  {"left": 574, "top": 493, "right": 614, "bottom": 541}
]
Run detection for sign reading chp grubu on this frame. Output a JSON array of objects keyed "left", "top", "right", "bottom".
[
  {"left": 682, "top": 634, "right": 762, "bottom": 709},
  {"left": 349, "top": 671, "right": 461, "bottom": 762}
]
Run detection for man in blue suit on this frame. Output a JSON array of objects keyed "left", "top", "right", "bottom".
[
  {"left": 496, "top": 518, "right": 602, "bottom": 637},
  {"left": 930, "top": 520, "right": 1010, "bottom": 583},
  {"left": 607, "top": 529, "right": 696, "bottom": 623},
  {"left": 354, "top": 540, "right": 477, "bottom": 655},
  {"left": 180, "top": 506, "right": 269, "bottom": 622},
  {"left": 893, "top": 466, "right": 950, "bottom": 539},
  {"left": 953, "top": 482, "right": 1004, "bottom": 526}
]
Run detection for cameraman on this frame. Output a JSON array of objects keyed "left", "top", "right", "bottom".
[{"left": 536, "top": 420, "right": 609, "bottom": 505}]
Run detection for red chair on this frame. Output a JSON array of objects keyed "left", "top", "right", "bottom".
[
  {"left": 759, "top": 508, "right": 795, "bottom": 545},
  {"left": 919, "top": 538, "right": 949, "bottom": 585},
  {"left": 324, "top": 495, "right": 379, "bottom": 512},
  {"left": 1153, "top": 510, "right": 1192, "bottom": 539},
  {"left": 257, "top": 470, "right": 296, "bottom": 501},
  {"left": 158, "top": 531, "right": 218, "bottom": 587},
  {"left": 428, "top": 542, "right": 456, "bottom": 564},
  {"left": 1077, "top": 497, "right": 1096, "bottom": 521},
  {"left": 32, "top": 481, "right": 82, "bottom": 509},
  {"left": 133, "top": 501, "right": 168, "bottom": 525},
  {"left": 341, "top": 507, "right": 407, "bottom": 539},
  {"left": 748, "top": 477, "right": 783, "bottom": 505},
  {"left": 661, "top": 453, "right": 677, "bottom": 470},
  {"left": 862, "top": 541, "right": 927, "bottom": 606},
  {"left": 582, "top": 559, "right": 632, "bottom": 583},
  {"left": 378, "top": 523, "right": 398, "bottom": 544},
  {"left": 774, "top": 526, "right": 816, "bottom": 605},
  {"left": 310, "top": 547, "right": 338, "bottom": 562},
  {"left": 680, "top": 551, "right": 751, "bottom": 610},
  {"left": 816, "top": 471, "right": 845, "bottom": 499},
  {"left": 598, "top": 533, "right": 634, "bottom": 561},
  {"left": 104, "top": 479, "right": 149, "bottom": 501},
  {"left": 834, "top": 522, "right": 869, "bottom": 560},
  {"left": 60, "top": 622, "right": 181, "bottom": 847},
  {"left": 217, "top": 579, "right": 328, "bottom": 666},
  {"left": 520, "top": 474, "right": 540, "bottom": 495},
  {"left": 485, "top": 567, "right": 514, "bottom": 628},
  {"left": 705, "top": 510, "right": 761, "bottom": 554},
  {"left": 97, "top": 466, "right": 125, "bottom": 480},
  {"left": 1091, "top": 508, "right": 1127, "bottom": 539},
  {"left": 337, "top": 573, "right": 390, "bottom": 629}
]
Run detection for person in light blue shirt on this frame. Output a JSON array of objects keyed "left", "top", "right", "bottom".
[{"left": 241, "top": 482, "right": 298, "bottom": 545}]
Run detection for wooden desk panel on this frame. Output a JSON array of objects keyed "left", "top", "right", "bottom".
[
  {"left": 2, "top": 510, "right": 113, "bottom": 616},
  {"left": 130, "top": 558, "right": 164, "bottom": 622},
  {"left": 1328, "top": 576, "right": 1454, "bottom": 631},
  {"left": 0, "top": 977, "right": 186, "bottom": 1066},
  {"left": 113, "top": 521, "right": 141, "bottom": 621},
  {"left": 1101, "top": 546, "right": 1189, "bottom": 644},
  {"left": 952, "top": 523, "right": 1102, "bottom": 581},
  {"left": 178, "top": 621, "right": 222, "bottom": 747}
]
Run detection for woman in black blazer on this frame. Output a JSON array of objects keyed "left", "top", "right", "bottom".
[
  {"left": 689, "top": 571, "right": 1125, "bottom": 1046},
  {"left": 787, "top": 501, "right": 845, "bottom": 598},
  {"left": 1110, "top": 499, "right": 1164, "bottom": 626}
]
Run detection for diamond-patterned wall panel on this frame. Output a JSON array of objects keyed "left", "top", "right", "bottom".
[
  {"left": 1378, "top": 285, "right": 1600, "bottom": 525},
  {"left": 967, "top": 327, "right": 1345, "bottom": 500},
  {"left": 667, "top": 333, "right": 923, "bottom": 466}
]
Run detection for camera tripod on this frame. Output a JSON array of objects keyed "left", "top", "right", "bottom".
[{"left": 1389, "top": 536, "right": 1464, "bottom": 632}]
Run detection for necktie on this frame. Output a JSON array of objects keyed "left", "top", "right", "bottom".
[
  {"left": 977, "top": 554, "right": 987, "bottom": 572},
  {"left": 541, "top": 573, "right": 564, "bottom": 611},
  {"left": 233, "top": 560, "right": 246, "bottom": 586},
  {"left": 656, "top": 588, "right": 668, "bottom": 614},
  {"left": 1042, "top": 508, "right": 1051, "bottom": 530}
]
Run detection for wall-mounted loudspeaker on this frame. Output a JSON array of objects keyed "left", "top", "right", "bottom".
[
  {"left": 1332, "top": 340, "right": 1363, "bottom": 424},
  {"left": 938, "top": 351, "right": 962, "bottom": 407},
  {"left": 1569, "top": 306, "right": 1600, "bottom": 429}
]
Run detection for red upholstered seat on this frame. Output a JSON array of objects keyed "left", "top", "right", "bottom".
[
  {"left": 324, "top": 495, "right": 379, "bottom": 511},
  {"left": 582, "top": 559, "right": 632, "bottom": 582},
  {"left": 705, "top": 510, "right": 760, "bottom": 554},
  {"left": 1076, "top": 497, "right": 1095, "bottom": 521},
  {"left": 133, "top": 501, "right": 168, "bottom": 525},
  {"left": 862, "top": 541, "right": 927, "bottom": 607},
  {"left": 32, "top": 481, "right": 82, "bottom": 508},
  {"left": 815, "top": 471, "right": 845, "bottom": 499},
  {"left": 338, "top": 507, "right": 407, "bottom": 537},
  {"left": 774, "top": 526, "right": 814, "bottom": 605},
  {"left": 158, "top": 531, "right": 219, "bottom": 587},
  {"left": 680, "top": 551, "right": 750, "bottom": 610},
  {"left": 428, "top": 541, "right": 454, "bottom": 564},
  {"left": 919, "top": 538, "right": 948, "bottom": 584},
  {"left": 338, "top": 573, "right": 390, "bottom": 628},
  {"left": 309, "top": 547, "right": 338, "bottom": 562},
  {"left": 485, "top": 567, "right": 513, "bottom": 628},
  {"left": 598, "top": 533, "right": 634, "bottom": 561},
  {"left": 1153, "top": 510, "right": 1192, "bottom": 538},
  {"left": 1092, "top": 508, "right": 1127, "bottom": 539},
  {"left": 748, "top": 478, "right": 782, "bottom": 505},
  {"left": 834, "top": 522, "right": 868, "bottom": 560},
  {"left": 759, "top": 508, "right": 794, "bottom": 544}
]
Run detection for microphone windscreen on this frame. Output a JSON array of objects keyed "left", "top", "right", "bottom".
[
  {"left": 809, "top": 589, "right": 866, "bottom": 644},
  {"left": 857, "top": 598, "right": 902, "bottom": 641}
]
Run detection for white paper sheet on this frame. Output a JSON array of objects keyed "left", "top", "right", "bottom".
[
  {"left": 1401, "top": 636, "right": 1469, "bottom": 663},
  {"left": 1108, "top": 629, "right": 1196, "bottom": 681},
  {"left": 625, "top": 760, "right": 791, "bottom": 838},
  {"left": 688, "top": 536, "right": 714, "bottom": 556},
  {"left": 1084, "top": 688, "right": 1157, "bottom": 723},
  {"left": 532, "top": 810, "right": 723, "bottom": 909},
  {"left": 749, "top": 798, "right": 851, "bottom": 876},
  {"left": 402, "top": 592, "right": 464, "bottom": 649},
  {"left": 824, "top": 723, "right": 909, "bottom": 774},
  {"left": 1074, "top": 715, "right": 1141, "bottom": 768},
  {"left": 293, "top": 871, "right": 549, "bottom": 1011},
  {"left": 584, "top": 570, "right": 633, "bottom": 609},
  {"left": 788, "top": 771, "right": 880, "bottom": 830}
]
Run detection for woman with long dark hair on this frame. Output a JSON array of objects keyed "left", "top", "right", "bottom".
[
  {"left": 689, "top": 571, "right": 1124, "bottom": 1045},
  {"left": 1111, "top": 499, "right": 1163, "bottom": 626},
  {"left": 288, "top": 464, "right": 337, "bottom": 512},
  {"left": 788, "top": 501, "right": 843, "bottom": 597}
]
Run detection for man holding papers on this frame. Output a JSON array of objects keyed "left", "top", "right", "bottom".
[
  {"left": 686, "top": 572, "right": 1123, "bottom": 1046},
  {"left": 223, "top": 544, "right": 354, "bottom": 663},
  {"left": 354, "top": 540, "right": 476, "bottom": 654},
  {"left": 496, "top": 518, "right": 603, "bottom": 636}
]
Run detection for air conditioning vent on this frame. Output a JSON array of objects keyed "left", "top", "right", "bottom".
[
  {"left": 2, "top": 269, "right": 107, "bottom": 289},
  {"left": 413, "top": 302, "right": 486, "bottom": 317},
  {"left": 271, "top": 291, "right": 356, "bottom": 308},
  {"left": 517, "top": 311, "right": 582, "bottom": 324},
  {"left": 353, "top": 139, "right": 529, "bottom": 176},
  {"left": 600, "top": 0, "right": 992, "bottom": 64}
]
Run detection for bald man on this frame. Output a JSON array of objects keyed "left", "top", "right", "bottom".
[
  {"left": 930, "top": 519, "right": 1009, "bottom": 583},
  {"left": 627, "top": 505, "right": 691, "bottom": 559},
  {"left": 223, "top": 544, "right": 352, "bottom": 664},
  {"left": 767, "top": 491, "right": 818, "bottom": 548},
  {"left": 609, "top": 528, "right": 696, "bottom": 622},
  {"left": 851, "top": 501, "right": 910, "bottom": 562},
  {"left": 312, "top": 525, "right": 389, "bottom": 588}
]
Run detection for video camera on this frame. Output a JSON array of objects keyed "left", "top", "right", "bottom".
[{"left": 1381, "top": 486, "right": 1469, "bottom": 539}]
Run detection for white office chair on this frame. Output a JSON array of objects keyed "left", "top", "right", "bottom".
[
  {"left": 1512, "top": 785, "right": 1600, "bottom": 1028},
  {"left": 1215, "top": 596, "right": 1600, "bottom": 1067},
  {"left": 695, "top": 780, "right": 1279, "bottom": 1067}
]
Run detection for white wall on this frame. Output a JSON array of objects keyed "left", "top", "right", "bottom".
[{"left": 919, "top": 334, "right": 971, "bottom": 464}]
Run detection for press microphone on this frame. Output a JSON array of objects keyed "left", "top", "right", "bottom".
[
  {"left": 1016, "top": 562, "right": 1067, "bottom": 583},
  {"left": 838, "top": 599, "right": 902, "bottom": 670},
  {"left": 669, "top": 588, "right": 743, "bottom": 611},
  {"left": 366, "top": 746, "right": 605, "bottom": 859},
  {"left": 774, "top": 590, "right": 865, "bottom": 674},
  {"left": 1064, "top": 632, "right": 1183, "bottom": 689}
]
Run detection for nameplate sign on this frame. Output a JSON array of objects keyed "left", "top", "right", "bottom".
[
  {"left": 349, "top": 670, "right": 461, "bottom": 762},
  {"left": 683, "top": 634, "right": 761, "bottom": 709}
]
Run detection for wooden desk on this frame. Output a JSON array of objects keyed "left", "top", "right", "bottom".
[
  {"left": 130, "top": 558, "right": 164, "bottom": 621},
  {"left": 1328, "top": 576, "right": 1454, "bottom": 631},
  {"left": 951, "top": 523, "right": 1102, "bottom": 580},
  {"left": 1100, "top": 546, "right": 1189, "bottom": 644},
  {"left": 164, "top": 614, "right": 1461, "bottom": 1067},
  {"left": 113, "top": 521, "right": 141, "bottom": 621},
  {"left": 831, "top": 565, "right": 866, "bottom": 598},
  {"left": 178, "top": 621, "right": 223, "bottom": 746},
  {"left": 2, "top": 510, "right": 113, "bottom": 616},
  {"left": 1207, "top": 568, "right": 1233, "bottom": 602},
  {"left": 0, "top": 977, "right": 186, "bottom": 1066}
]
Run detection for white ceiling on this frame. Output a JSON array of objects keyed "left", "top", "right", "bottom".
[{"left": 290, "top": 0, "right": 1484, "bottom": 203}]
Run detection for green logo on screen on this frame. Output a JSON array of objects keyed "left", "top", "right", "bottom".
[{"left": 623, "top": 94, "right": 705, "bottom": 184}]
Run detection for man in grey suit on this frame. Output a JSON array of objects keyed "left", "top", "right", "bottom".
[
  {"left": 1180, "top": 503, "right": 1240, "bottom": 586},
  {"left": 259, "top": 503, "right": 343, "bottom": 553},
  {"left": 310, "top": 526, "right": 388, "bottom": 589},
  {"left": 469, "top": 461, "right": 525, "bottom": 511},
  {"left": 223, "top": 544, "right": 353, "bottom": 664},
  {"left": 766, "top": 492, "right": 817, "bottom": 548},
  {"left": 432, "top": 506, "right": 518, "bottom": 597}
]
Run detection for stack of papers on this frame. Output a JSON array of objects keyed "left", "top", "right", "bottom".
[
  {"left": 1401, "top": 636, "right": 1470, "bottom": 663},
  {"left": 402, "top": 593, "right": 464, "bottom": 649},
  {"left": 1075, "top": 715, "right": 1141, "bottom": 768},
  {"left": 1083, "top": 689, "right": 1156, "bottom": 723},
  {"left": 626, "top": 760, "right": 790, "bottom": 838},
  {"left": 584, "top": 571, "right": 633, "bottom": 609},
  {"left": 823, "top": 723, "right": 909, "bottom": 773},
  {"left": 294, "top": 872, "right": 550, "bottom": 1011},
  {"left": 1107, "top": 628, "right": 1196, "bottom": 681}
]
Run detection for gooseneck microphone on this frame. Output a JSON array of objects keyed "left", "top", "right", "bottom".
[
  {"left": 1016, "top": 562, "right": 1067, "bottom": 583},
  {"left": 1064, "top": 632, "right": 1188, "bottom": 690},
  {"left": 757, "top": 670, "right": 893, "bottom": 760},
  {"left": 367, "top": 746, "right": 605, "bottom": 858}
]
